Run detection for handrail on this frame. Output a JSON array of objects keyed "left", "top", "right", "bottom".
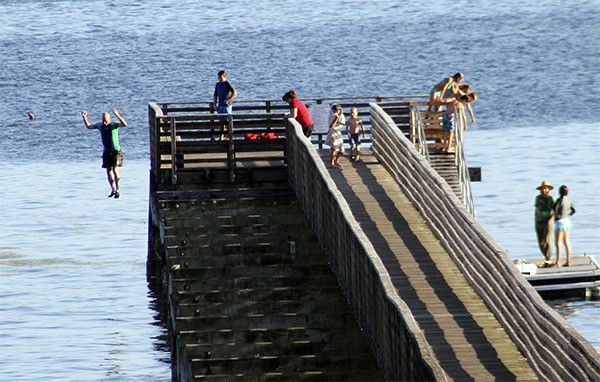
[
  {"left": 169, "top": 119, "right": 177, "bottom": 185},
  {"left": 154, "top": 94, "right": 429, "bottom": 108},
  {"left": 369, "top": 102, "right": 600, "bottom": 381},
  {"left": 148, "top": 102, "right": 163, "bottom": 186},
  {"left": 404, "top": 101, "right": 473, "bottom": 215},
  {"left": 148, "top": 101, "right": 288, "bottom": 186},
  {"left": 284, "top": 118, "right": 447, "bottom": 382},
  {"left": 453, "top": 108, "right": 475, "bottom": 216},
  {"left": 410, "top": 105, "right": 430, "bottom": 161}
]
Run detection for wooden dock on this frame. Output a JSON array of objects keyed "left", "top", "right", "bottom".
[
  {"left": 318, "top": 148, "right": 537, "bottom": 380},
  {"left": 514, "top": 255, "right": 600, "bottom": 299},
  {"left": 147, "top": 97, "right": 600, "bottom": 381},
  {"left": 150, "top": 187, "right": 384, "bottom": 381}
]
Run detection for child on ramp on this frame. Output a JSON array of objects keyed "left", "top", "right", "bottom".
[
  {"left": 346, "top": 107, "right": 365, "bottom": 161},
  {"left": 325, "top": 104, "right": 345, "bottom": 168}
]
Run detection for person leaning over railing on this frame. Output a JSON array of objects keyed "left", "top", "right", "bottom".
[
  {"left": 282, "top": 90, "right": 314, "bottom": 137},
  {"left": 428, "top": 72, "right": 464, "bottom": 111},
  {"left": 440, "top": 93, "right": 476, "bottom": 153},
  {"left": 456, "top": 84, "right": 477, "bottom": 127}
]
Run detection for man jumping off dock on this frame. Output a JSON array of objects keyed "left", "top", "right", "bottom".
[{"left": 82, "top": 109, "right": 128, "bottom": 198}]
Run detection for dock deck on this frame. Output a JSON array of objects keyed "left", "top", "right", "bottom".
[{"left": 515, "top": 255, "right": 600, "bottom": 299}]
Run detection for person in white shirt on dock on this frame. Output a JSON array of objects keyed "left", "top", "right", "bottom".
[
  {"left": 553, "top": 185, "right": 576, "bottom": 267},
  {"left": 325, "top": 104, "right": 345, "bottom": 168}
]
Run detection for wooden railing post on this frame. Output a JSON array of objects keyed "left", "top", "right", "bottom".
[
  {"left": 170, "top": 118, "right": 178, "bottom": 185},
  {"left": 227, "top": 115, "right": 235, "bottom": 182}
]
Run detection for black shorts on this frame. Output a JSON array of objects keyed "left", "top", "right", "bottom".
[
  {"left": 303, "top": 124, "right": 314, "bottom": 138},
  {"left": 102, "top": 150, "right": 123, "bottom": 168},
  {"left": 349, "top": 133, "right": 361, "bottom": 146}
]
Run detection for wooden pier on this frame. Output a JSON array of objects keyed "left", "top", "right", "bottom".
[{"left": 147, "top": 97, "right": 600, "bottom": 381}]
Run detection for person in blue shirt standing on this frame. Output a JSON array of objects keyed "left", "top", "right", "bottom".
[
  {"left": 213, "top": 70, "right": 237, "bottom": 140},
  {"left": 82, "top": 108, "right": 128, "bottom": 198}
]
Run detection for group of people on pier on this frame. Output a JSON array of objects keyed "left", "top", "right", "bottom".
[
  {"left": 281, "top": 90, "right": 365, "bottom": 168},
  {"left": 77, "top": 69, "right": 581, "bottom": 273},
  {"left": 429, "top": 72, "right": 478, "bottom": 153},
  {"left": 79, "top": 69, "right": 479, "bottom": 195}
]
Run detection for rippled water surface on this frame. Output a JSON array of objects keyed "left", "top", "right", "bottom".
[
  {"left": 1, "top": 0, "right": 599, "bottom": 379},
  {"left": 0, "top": 161, "right": 170, "bottom": 381}
]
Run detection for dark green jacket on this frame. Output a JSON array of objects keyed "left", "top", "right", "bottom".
[{"left": 534, "top": 194, "right": 555, "bottom": 223}]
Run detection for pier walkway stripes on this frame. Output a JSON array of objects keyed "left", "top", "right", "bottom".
[{"left": 319, "top": 149, "right": 538, "bottom": 381}]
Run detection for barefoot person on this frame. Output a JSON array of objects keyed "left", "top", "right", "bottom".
[
  {"left": 346, "top": 107, "right": 365, "bottom": 161},
  {"left": 82, "top": 109, "right": 128, "bottom": 198},
  {"left": 553, "top": 185, "right": 576, "bottom": 267},
  {"left": 325, "top": 104, "right": 345, "bottom": 168},
  {"left": 440, "top": 92, "right": 476, "bottom": 152}
]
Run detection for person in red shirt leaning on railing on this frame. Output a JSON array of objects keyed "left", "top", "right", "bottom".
[{"left": 282, "top": 90, "right": 314, "bottom": 138}]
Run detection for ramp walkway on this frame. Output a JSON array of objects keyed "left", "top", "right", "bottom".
[{"left": 319, "top": 148, "right": 536, "bottom": 380}]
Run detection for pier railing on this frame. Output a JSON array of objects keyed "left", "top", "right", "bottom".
[
  {"left": 148, "top": 96, "right": 427, "bottom": 188},
  {"left": 369, "top": 103, "right": 600, "bottom": 381},
  {"left": 148, "top": 97, "right": 599, "bottom": 380},
  {"left": 400, "top": 100, "right": 475, "bottom": 215},
  {"left": 284, "top": 117, "right": 448, "bottom": 382},
  {"left": 453, "top": 108, "right": 475, "bottom": 215},
  {"left": 409, "top": 104, "right": 430, "bottom": 160},
  {"left": 148, "top": 101, "right": 288, "bottom": 187}
]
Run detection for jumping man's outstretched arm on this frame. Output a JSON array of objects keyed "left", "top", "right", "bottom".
[
  {"left": 82, "top": 110, "right": 94, "bottom": 129},
  {"left": 112, "top": 108, "right": 128, "bottom": 127}
]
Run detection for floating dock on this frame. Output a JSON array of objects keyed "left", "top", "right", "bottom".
[{"left": 515, "top": 254, "right": 600, "bottom": 299}]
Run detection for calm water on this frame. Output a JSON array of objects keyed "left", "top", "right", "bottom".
[{"left": 1, "top": 0, "right": 599, "bottom": 379}]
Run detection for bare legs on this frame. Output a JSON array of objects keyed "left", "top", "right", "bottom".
[
  {"left": 329, "top": 149, "right": 342, "bottom": 168},
  {"left": 106, "top": 167, "right": 120, "bottom": 198},
  {"left": 428, "top": 93, "right": 442, "bottom": 112},
  {"left": 442, "top": 131, "right": 454, "bottom": 153},
  {"left": 220, "top": 124, "right": 226, "bottom": 141},
  {"left": 554, "top": 229, "right": 572, "bottom": 266},
  {"left": 349, "top": 143, "right": 360, "bottom": 161}
]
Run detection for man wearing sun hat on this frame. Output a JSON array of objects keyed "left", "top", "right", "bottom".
[{"left": 534, "top": 180, "right": 555, "bottom": 261}]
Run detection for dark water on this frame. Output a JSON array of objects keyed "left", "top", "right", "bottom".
[{"left": 1, "top": 0, "right": 598, "bottom": 379}]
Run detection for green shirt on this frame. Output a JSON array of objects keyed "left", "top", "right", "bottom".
[
  {"left": 94, "top": 122, "right": 122, "bottom": 152},
  {"left": 534, "top": 194, "right": 555, "bottom": 223}
]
